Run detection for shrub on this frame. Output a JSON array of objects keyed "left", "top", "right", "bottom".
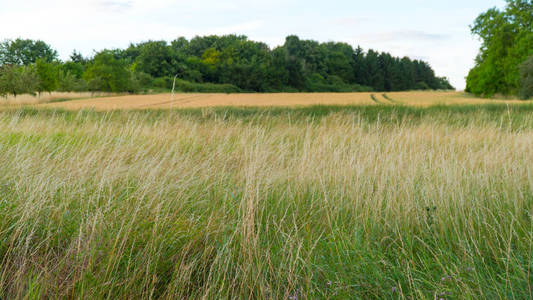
[
  {"left": 304, "top": 73, "right": 373, "bottom": 92},
  {"left": 173, "top": 79, "right": 241, "bottom": 93},
  {"left": 414, "top": 81, "right": 431, "bottom": 90},
  {"left": 57, "top": 70, "right": 88, "bottom": 92}
]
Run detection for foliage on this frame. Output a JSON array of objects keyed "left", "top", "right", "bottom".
[
  {"left": 113, "top": 35, "right": 454, "bottom": 92},
  {"left": 0, "top": 35, "right": 454, "bottom": 96},
  {"left": 173, "top": 78, "right": 241, "bottom": 93},
  {"left": 35, "top": 58, "right": 58, "bottom": 94},
  {"left": 466, "top": 0, "right": 533, "bottom": 96},
  {"left": 0, "top": 38, "right": 58, "bottom": 66},
  {"left": 83, "top": 50, "right": 136, "bottom": 93},
  {"left": 0, "top": 65, "right": 39, "bottom": 97},
  {"left": 56, "top": 70, "right": 88, "bottom": 92},
  {"left": 519, "top": 56, "right": 533, "bottom": 99}
]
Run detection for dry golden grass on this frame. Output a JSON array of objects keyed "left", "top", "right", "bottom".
[
  {"left": 1, "top": 92, "right": 114, "bottom": 106},
  {"left": 40, "top": 92, "right": 376, "bottom": 110},
  {"left": 35, "top": 91, "right": 532, "bottom": 110}
]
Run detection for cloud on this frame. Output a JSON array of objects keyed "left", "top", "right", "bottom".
[
  {"left": 208, "top": 20, "right": 264, "bottom": 35},
  {"left": 94, "top": 0, "right": 134, "bottom": 12},
  {"left": 407, "top": 55, "right": 429, "bottom": 61},
  {"left": 334, "top": 17, "right": 368, "bottom": 26},
  {"left": 356, "top": 30, "right": 450, "bottom": 43}
]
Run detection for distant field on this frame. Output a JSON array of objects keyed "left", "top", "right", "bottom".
[
  {"left": 1, "top": 91, "right": 114, "bottom": 106},
  {"left": 34, "top": 91, "right": 528, "bottom": 110}
]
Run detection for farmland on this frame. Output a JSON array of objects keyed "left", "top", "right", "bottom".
[
  {"left": 0, "top": 96, "right": 532, "bottom": 298},
  {"left": 35, "top": 91, "right": 527, "bottom": 110}
]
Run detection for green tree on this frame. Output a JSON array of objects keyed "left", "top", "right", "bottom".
[
  {"left": 0, "top": 65, "right": 38, "bottom": 97},
  {"left": 134, "top": 41, "right": 176, "bottom": 78},
  {"left": 519, "top": 56, "right": 533, "bottom": 99},
  {"left": 0, "top": 39, "right": 58, "bottom": 66},
  {"left": 35, "top": 58, "right": 58, "bottom": 95},
  {"left": 57, "top": 70, "right": 88, "bottom": 92},
  {"left": 83, "top": 50, "right": 134, "bottom": 93},
  {"left": 466, "top": 0, "right": 533, "bottom": 96}
]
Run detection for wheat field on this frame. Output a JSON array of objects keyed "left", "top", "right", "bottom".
[
  {"left": 1, "top": 92, "right": 114, "bottom": 106},
  {"left": 31, "top": 91, "right": 528, "bottom": 110},
  {"left": 0, "top": 104, "right": 531, "bottom": 299}
]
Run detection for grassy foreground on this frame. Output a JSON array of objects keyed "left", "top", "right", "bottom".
[{"left": 0, "top": 105, "right": 532, "bottom": 299}]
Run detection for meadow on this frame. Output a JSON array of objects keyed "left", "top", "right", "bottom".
[{"left": 0, "top": 98, "right": 532, "bottom": 299}]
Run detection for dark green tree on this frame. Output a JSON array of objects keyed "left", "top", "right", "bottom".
[{"left": 519, "top": 56, "right": 533, "bottom": 99}]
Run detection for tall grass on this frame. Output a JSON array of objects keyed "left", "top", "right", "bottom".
[{"left": 0, "top": 105, "right": 531, "bottom": 299}]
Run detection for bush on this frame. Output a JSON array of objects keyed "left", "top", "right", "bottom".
[
  {"left": 304, "top": 73, "right": 373, "bottom": 92},
  {"left": 414, "top": 81, "right": 431, "bottom": 90},
  {"left": 57, "top": 71, "right": 88, "bottom": 92},
  {"left": 129, "top": 72, "right": 154, "bottom": 93},
  {"left": 152, "top": 77, "right": 169, "bottom": 89},
  {"left": 134, "top": 72, "right": 154, "bottom": 88},
  {"left": 173, "top": 79, "right": 241, "bottom": 93}
]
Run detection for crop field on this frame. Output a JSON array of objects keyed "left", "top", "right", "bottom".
[
  {"left": 35, "top": 91, "right": 528, "bottom": 110},
  {"left": 0, "top": 101, "right": 532, "bottom": 298},
  {"left": 1, "top": 92, "right": 114, "bottom": 106}
]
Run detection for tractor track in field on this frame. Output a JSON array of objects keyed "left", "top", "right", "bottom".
[
  {"left": 382, "top": 93, "right": 402, "bottom": 104},
  {"left": 137, "top": 95, "right": 209, "bottom": 108},
  {"left": 370, "top": 94, "right": 390, "bottom": 105},
  {"left": 370, "top": 94, "right": 382, "bottom": 104}
]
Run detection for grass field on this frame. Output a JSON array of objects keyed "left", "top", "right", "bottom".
[
  {"left": 35, "top": 91, "right": 528, "bottom": 110},
  {"left": 0, "top": 96, "right": 532, "bottom": 298}
]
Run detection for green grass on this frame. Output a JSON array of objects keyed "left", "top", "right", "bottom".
[{"left": 0, "top": 104, "right": 532, "bottom": 299}]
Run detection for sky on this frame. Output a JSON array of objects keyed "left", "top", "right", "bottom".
[{"left": 0, "top": 0, "right": 508, "bottom": 90}]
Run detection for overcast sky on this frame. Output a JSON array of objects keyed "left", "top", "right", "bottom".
[{"left": 0, "top": 0, "right": 507, "bottom": 90}]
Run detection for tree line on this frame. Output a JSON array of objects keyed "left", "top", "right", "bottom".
[
  {"left": 466, "top": 0, "right": 532, "bottom": 99},
  {"left": 0, "top": 35, "right": 454, "bottom": 97}
]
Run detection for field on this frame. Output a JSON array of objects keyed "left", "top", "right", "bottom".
[
  {"left": 36, "top": 91, "right": 527, "bottom": 110},
  {"left": 0, "top": 94, "right": 532, "bottom": 299},
  {"left": 1, "top": 92, "right": 114, "bottom": 106}
]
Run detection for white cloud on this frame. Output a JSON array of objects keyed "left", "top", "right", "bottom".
[
  {"left": 334, "top": 17, "right": 369, "bottom": 26},
  {"left": 93, "top": 1, "right": 134, "bottom": 12},
  {"left": 355, "top": 31, "right": 450, "bottom": 43}
]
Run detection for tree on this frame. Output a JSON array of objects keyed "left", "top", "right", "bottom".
[
  {"left": 35, "top": 58, "right": 58, "bottom": 95},
  {"left": 466, "top": 0, "right": 533, "bottom": 96},
  {"left": 70, "top": 50, "right": 88, "bottom": 64},
  {"left": 0, "top": 67, "right": 6, "bottom": 98},
  {"left": 57, "top": 70, "right": 88, "bottom": 92},
  {"left": 519, "top": 56, "right": 533, "bottom": 99},
  {"left": 1, "top": 34, "right": 451, "bottom": 93},
  {"left": 0, "top": 39, "right": 58, "bottom": 66},
  {"left": 0, "top": 65, "right": 38, "bottom": 97},
  {"left": 83, "top": 50, "right": 134, "bottom": 93},
  {"left": 133, "top": 41, "right": 176, "bottom": 78}
]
